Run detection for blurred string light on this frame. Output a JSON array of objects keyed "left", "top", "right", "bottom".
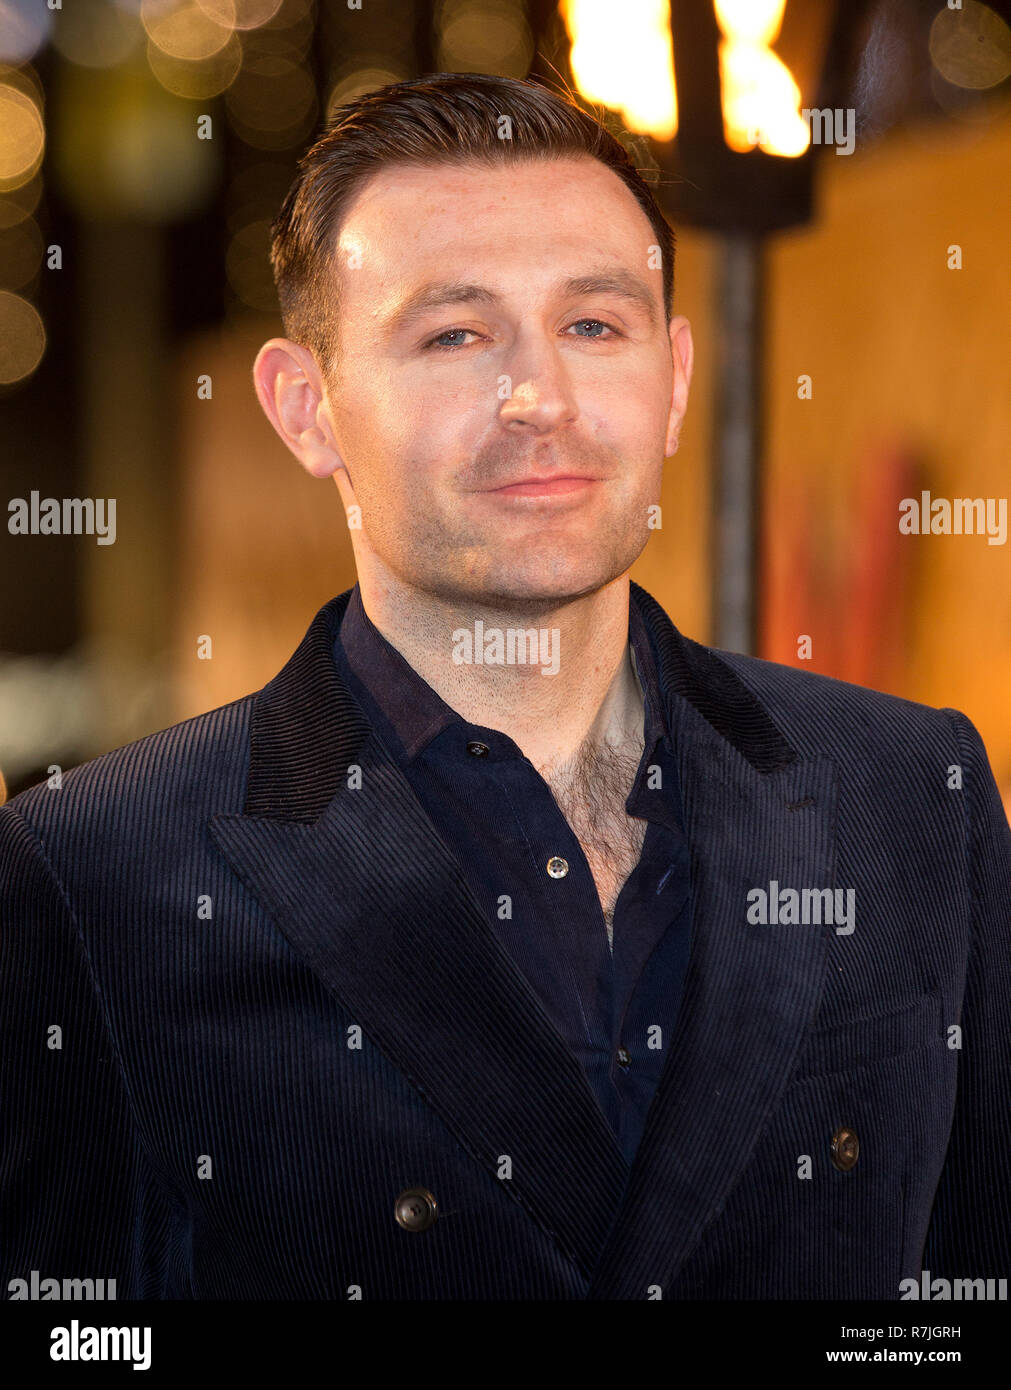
[
  {"left": 0, "top": 64, "right": 45, "bottom": 384},
  {"left": 714, "top": 0, "right": 809, "bottom": 156},
  {"left": 222, "top": 0, "right": 318, "bottom": 316},
  {"left": 225, "top": 158, "right": 292, "bottom": 230},
  {"left": 0, "top": 74, "right": 44, "bottom": 189},
  {"left": 325, "top": 66, "right": 407, "bottom": 117},
  {"left": 248, "top": 0, "right": 315, "bottom": 57},
  {"left": 95, "top": 0, "right": 314, "bottom": 102},
  {"left": 225, "top": 51, "right": 317, "bottom": 147},
  {"left": 224, "top": 158, "right": 290, "bottom": 309},
  {"left": 49, "top": 0, "right": 312, "bottom": 219},
  {"left": 225, "top": 217, "right": 276, "bottom": 310},
  {"left": 1, "top": 0, "right": 324, "bottom": 381},
  {"left": 223, "top": 0, "right": 317, "bottom": 147},
  {"left": 0, "top": 0, "right": 53, "bottom": 65},
  {"left": 929, "top": 1, "right": 1011, "bottom": 91},
  {"left": 562, "top": 0, "right": 677, "bottom": 141},
  {"left": 0, "top": 170, "right": 41, "bottom": 229},
  {"left": 147, "top": 31, "right": 243, "bottom": 99},
  {"left": 0, "top": 289, "right": 45, "bottom": 384},
  {"left": 141, "top": 0, "right": 235, "bottom": 61},
  {"left": 197, "top": 0, "right": 283, "bottom": 31},
  {"left": 434, "top": 0, "right": 533, "bottom": 78},
  {"left": 0, "top": 215, "right": 43, "bottom": 289}
]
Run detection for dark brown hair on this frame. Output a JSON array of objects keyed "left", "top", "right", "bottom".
[{"left": 269, "top": 71, "right": 676, "bottom": 378}]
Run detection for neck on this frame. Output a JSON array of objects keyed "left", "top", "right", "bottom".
[{"left": 355, "top": 568, "right": 644, "bottom": 776}]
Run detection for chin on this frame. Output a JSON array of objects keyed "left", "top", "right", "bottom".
[{"left": 465, "top": 557, "right": 633, "bottom": 609}]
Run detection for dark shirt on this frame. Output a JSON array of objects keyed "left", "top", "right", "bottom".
[{"left": 333, "top": 585, "right": 693, "bottom": 1165}]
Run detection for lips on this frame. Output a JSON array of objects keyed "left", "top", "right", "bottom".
[{"left": 485, "top": 475, "right": 599, "bottom": 497}]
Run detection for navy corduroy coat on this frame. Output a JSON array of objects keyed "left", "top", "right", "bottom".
[{"left": 2, "top": 582, "right": 1009, "bottom": 1299}]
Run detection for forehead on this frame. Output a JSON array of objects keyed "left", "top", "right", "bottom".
[{"left": 333, "top": 156, "right": 658, "bottom": 307}]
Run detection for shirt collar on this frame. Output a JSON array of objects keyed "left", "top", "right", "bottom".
[{"left": 335, "top": 582, "right": 672, "bottom": 765}]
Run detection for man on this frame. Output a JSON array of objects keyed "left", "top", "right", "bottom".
[{"left": 2, "top": 73, "right": 1009, "bottom": 1301}]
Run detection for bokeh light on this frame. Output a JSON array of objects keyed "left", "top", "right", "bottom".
[
  {"left": 0, "top": 289, "right": 46, "bottom": 384},
  {"left": 142, "top": 0, "right": 236, "bottom": 61},
  {"left": 197, "top": 0, "right": 282, "bottom": 31},
  {"left": 0, "top": 0, "right": 53, "bottom": 66},
  {"left": 147, "top": 30, "right": 243, "bottom": 99},
  {"left": 225, "top": 159, "right": 292, "bottom": 233},
  {"left": 225, "top": 51, "right": 317, "bottom": 148},
  {"left": 0, "top": 170, "right": 42, "bottom": 230},
  {"left": 258, "top": 0, "right": 314, "bottom": 56},
  {"left": 225, "top": 217, "right": 277, "bottom": 310},
  {"left": 0, "top": 82, "right": 45, "bottom": 191},
  {"left": 435, "top": 0, "right": 533, "bottom": 77},
  {"left": 929, "top": 1, "right": 1011, "bottom": 91},
  {"left": 325, "top": 66, "right": 409, "bottom": 119},
  {"left": 0, "top": 215, "right": 44, "bottom": 291}
]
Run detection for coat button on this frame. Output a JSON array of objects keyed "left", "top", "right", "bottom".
[
  {"left": 394, "top": 1187, "right": 438, "bottom": 1231},
  {"left": 830, "top": 1126, "right": 860, "bottom": 1171},
  {"left": 546, "top": 856, "right": 569, "bottom": 878},
  {"left": 616, "top": 1047, "right": 631, "bottom": 1069},
  {"left": 466, "top": 741, "right": 489, "bottom": 757}
]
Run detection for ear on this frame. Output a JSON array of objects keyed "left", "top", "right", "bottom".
[
  {"left": 252, "top": 337, "right": 344, "bottom": 479},
  {"left": 664, "top": 315, "right": 694, "bottom": 457}
]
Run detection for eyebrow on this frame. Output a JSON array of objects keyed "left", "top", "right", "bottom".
[{"left": 381, "top": 267, "right": 660, "bottom": 337}]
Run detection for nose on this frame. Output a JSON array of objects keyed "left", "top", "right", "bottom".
[{"left": 497, "top": 334, "right": 579, "bottom": 434}]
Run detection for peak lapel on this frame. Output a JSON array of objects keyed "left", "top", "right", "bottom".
[
  {"left": 208, "top": 591, "right": 629, "bottom": 1280},
  {"left": 584, "top": 587, "right": 839, "bottom": 1298}
]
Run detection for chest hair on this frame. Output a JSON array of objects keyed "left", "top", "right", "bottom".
[{"left": 542, "top": 734, "right": 647, "bottom": 933}]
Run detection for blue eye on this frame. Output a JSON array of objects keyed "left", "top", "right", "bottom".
[
  {"left": 421, "top": 319, "right": 621, "bottom": 352},
  {"left": 424, "top": 328, "right": 476, "bottom": 351},
  {"left": 568, "top": 318, "right": 618, "bottom": 339}
]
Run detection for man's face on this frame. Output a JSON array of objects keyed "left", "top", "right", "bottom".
[{"left": 322, "top": 154, "right": 692, "bottom": 609}]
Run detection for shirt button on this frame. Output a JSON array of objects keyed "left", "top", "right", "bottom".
[
  {"left": 616, "top": 1047, "right": 631, "bottom": 1069},
  {"left": 466, "top": 741, "right": 490, "bottom": 757},
  {"left": 546, "top": 856, "right": 569, "bottom": 878}
]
